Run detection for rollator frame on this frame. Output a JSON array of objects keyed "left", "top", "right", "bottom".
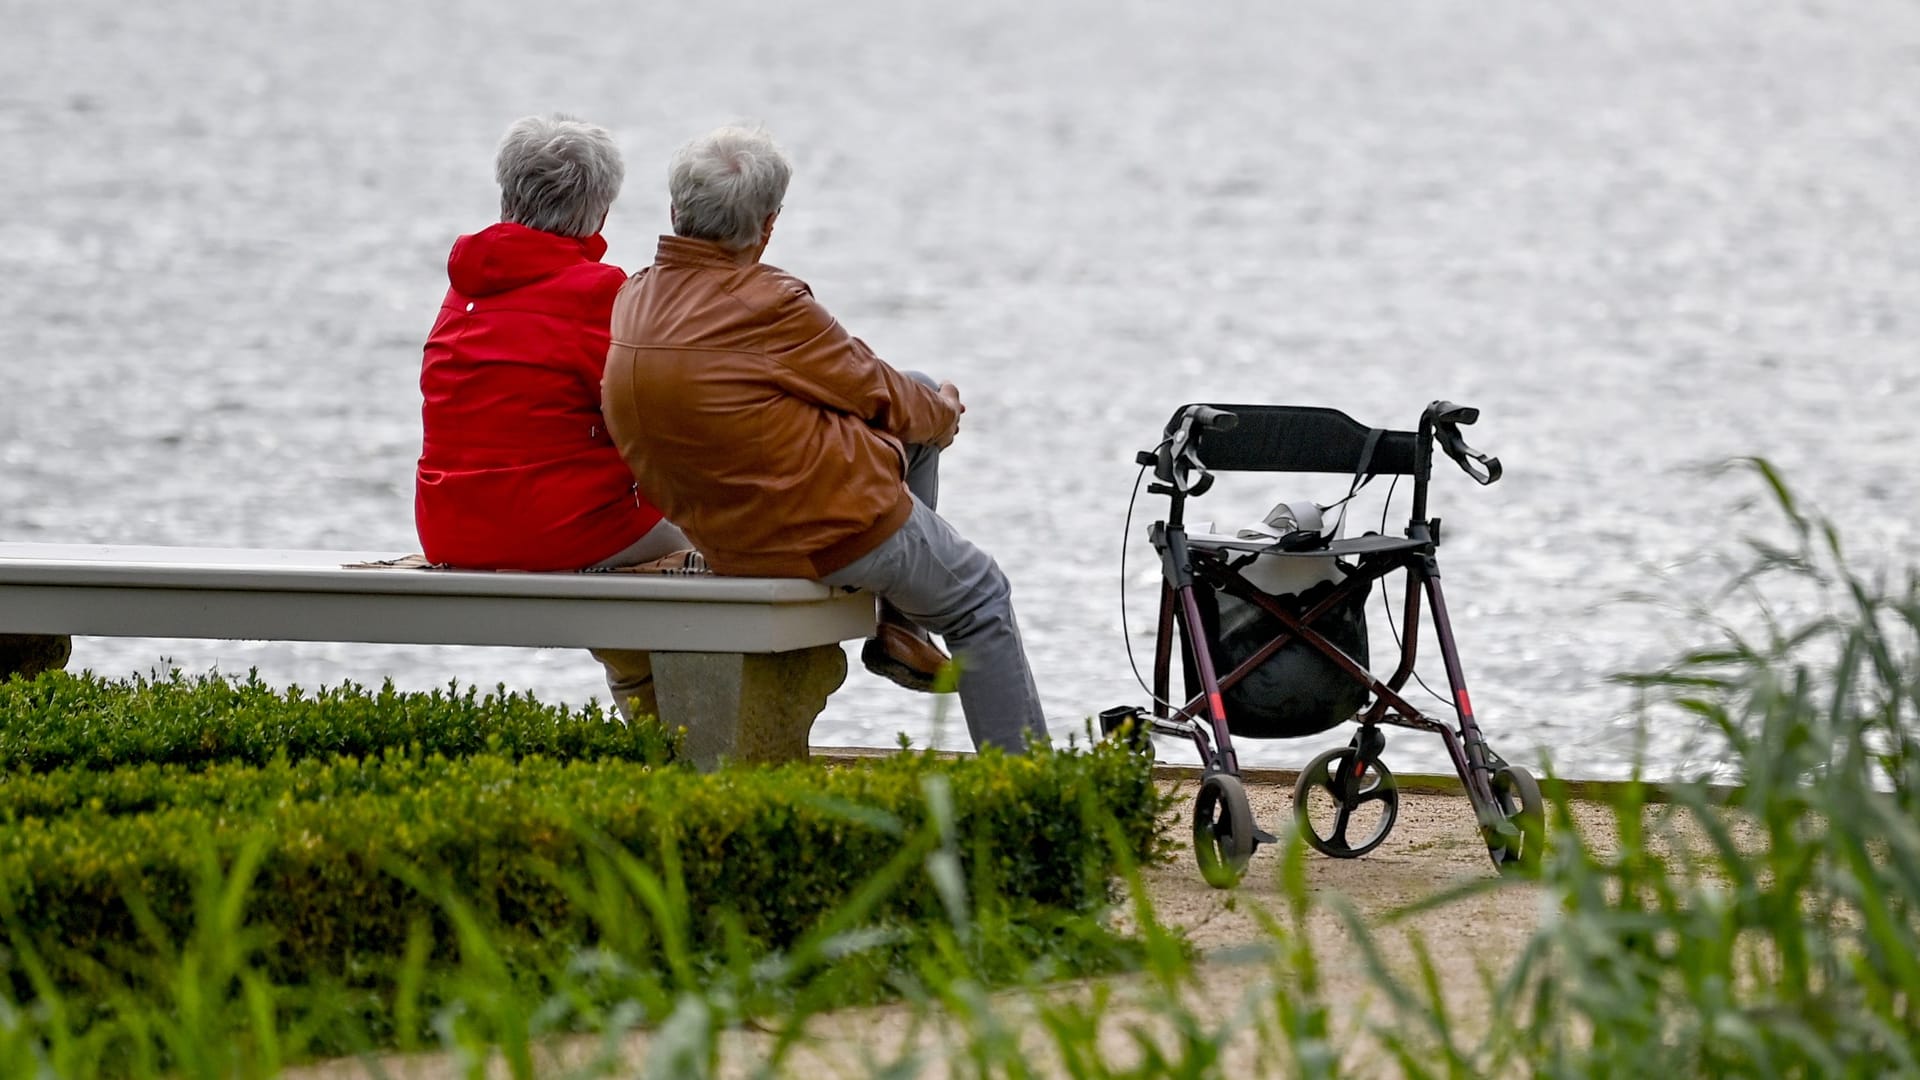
[{"left": 1108, "top": 400, "right": 1544, "bottom": 885}]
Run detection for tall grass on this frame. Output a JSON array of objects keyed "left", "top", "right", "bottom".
[{"left": 1320, "top": 459, "right": 1920, "bottom": 1075}]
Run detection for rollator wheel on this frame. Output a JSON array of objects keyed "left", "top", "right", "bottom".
[
  {"left": 1487, "top": 764, "right": 1545, "bottom": 874},
  {"left": 1293, "top": 746, "right": 1399, "bottom": 859},
  {"left": 1192, "top": 772, "right": 1257, "bottom": 888}
]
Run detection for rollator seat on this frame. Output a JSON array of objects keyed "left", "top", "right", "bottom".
[{"left": 1185, "top": 533, "right": 1427, "bottom": 560}]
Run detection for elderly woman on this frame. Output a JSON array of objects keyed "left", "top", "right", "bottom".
[{"left": 415, "top": 114, "right": 683, "bottom": 719}]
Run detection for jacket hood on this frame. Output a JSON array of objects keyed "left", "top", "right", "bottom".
[{"left": 447, "top": 222, "right": 609, "bottom": 297}]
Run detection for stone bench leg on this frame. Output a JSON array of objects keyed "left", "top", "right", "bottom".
[
  {"left": 0, "top": 634, "right": 71, "bottom": 681},
  {"left": 652, "top": 644, "right": 847, "bottom": 770}
]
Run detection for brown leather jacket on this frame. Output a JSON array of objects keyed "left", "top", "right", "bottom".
[{"left": 603, "top": 236, "right": 961, "bottom": 578}]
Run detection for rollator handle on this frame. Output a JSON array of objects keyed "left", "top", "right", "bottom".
[
  {"left": 1186, "top": 405, "right": 1239, "bottom": 432},
  {"left": 1424, "top": 400, "right": 1503, "bottom": 486},
  {"left": 1426, "top": 401, "right": 1479, "bottom": 427},
  {"left": 1154, "top": 405, "right": 1239, "bottom": 496}
]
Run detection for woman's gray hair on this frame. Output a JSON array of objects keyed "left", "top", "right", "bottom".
[
  {"left": 494, "top": 114, "right": 624, "bottom": 239},
  {"left": 667, "top": 126, "right": 791, "bottom": 251}
]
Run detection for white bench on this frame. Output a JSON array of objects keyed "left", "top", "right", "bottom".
[{"left": 0, "top": 542, "right": 877, "bottom": 769}]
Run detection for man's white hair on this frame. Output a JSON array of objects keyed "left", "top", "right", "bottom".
[
  {"left": 667, "top": 126, "right": 791, "bottom": 251},
  {"left": 494, "top": 114, "right": 624, "bottom": 239}
]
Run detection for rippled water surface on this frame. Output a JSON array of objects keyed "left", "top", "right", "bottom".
[{"left": 4, "top": 0, "right": 1916, "bottom": 778}]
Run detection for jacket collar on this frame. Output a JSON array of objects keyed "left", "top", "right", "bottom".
[{"left": 653, "top": 234, "right": 757, "bottom": 270}]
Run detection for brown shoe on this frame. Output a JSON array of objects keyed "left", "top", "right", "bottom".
[{"left": 861, "top": 621, "right": 950, "bottom": 693}]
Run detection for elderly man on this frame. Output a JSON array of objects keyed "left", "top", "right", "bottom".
[
  {"left": 601, "top": 126, "right": 1047, "bottom": 754},
  {"left": 416, "top": 114, "right": 685, "bottom": 720}
]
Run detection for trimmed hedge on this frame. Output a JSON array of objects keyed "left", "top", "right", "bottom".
[
  {"left": 0, "top": 670, "right": 675, "bottom": 773},
  {"left": 0, "top": 668, "right": 1168, "bottom": 1049},
  {"left": 0, "top": 751, "right": 531, "bottom": 824},
  {"left": 0, "top": 742, "right": 1164, "bottom": 992}
]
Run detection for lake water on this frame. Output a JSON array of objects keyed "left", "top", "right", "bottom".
[{"left": 3, "top": 0, "right": 1916, "bottom": 780}]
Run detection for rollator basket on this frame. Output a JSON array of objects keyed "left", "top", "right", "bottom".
[{"left": 1183, "top": 568, "right": 1371, "bottom": 739}]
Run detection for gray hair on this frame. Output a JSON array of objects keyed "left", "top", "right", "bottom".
[
  {"left": 494, "top": 114, "right": 624, "bottom": 239},
  {"left": 667, "top": 126, "right": 791, "bottom": 251}
]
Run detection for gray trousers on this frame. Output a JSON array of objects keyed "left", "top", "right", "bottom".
[{"left": 822, "top": 436, "right": 1049, "bottom": 754}]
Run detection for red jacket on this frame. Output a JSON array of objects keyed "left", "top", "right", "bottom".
[{"left": 416, "top": 223, "right": 664, "bottom": 570}]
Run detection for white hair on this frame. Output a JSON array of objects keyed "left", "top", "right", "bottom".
[
  {"left": 667, "top": 126, "right": 791, "bottom": 251},
  {"left": 494, "top": 114, "right": 624, "bottom": 239}
]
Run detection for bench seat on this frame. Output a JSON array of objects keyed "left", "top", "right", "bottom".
[{"left": 0, "top": 542, "right": 878, "bottom": 768}]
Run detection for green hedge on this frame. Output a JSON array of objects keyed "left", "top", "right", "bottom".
[
  {"left": 0, "top": 670, "right": 675, "bottom": 773},
  {"left": 0, "top": 752, "right": 526, "bottom": 824},
  {"left": 0, "top": 742, "right": 1163, "bottom": 994}
]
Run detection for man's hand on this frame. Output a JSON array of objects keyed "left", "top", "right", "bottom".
[{"left": 933, "top": 381, "right": 965, "bottom": 449}]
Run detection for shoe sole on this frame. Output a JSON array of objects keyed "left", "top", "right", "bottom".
[{"left": 861, "top": 643, "right": 941, "bottom": 693}]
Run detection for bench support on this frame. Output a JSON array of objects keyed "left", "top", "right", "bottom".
[
  {"left": 0, "top": 634, "right": 71, "bottom": 681},
  {"left": 655, "top": 645, "right": 848, "bottom": 770}
]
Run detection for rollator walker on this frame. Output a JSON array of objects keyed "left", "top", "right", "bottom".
[{"left": 1103, "top": 400, "right": 1545, "bottom": 886}]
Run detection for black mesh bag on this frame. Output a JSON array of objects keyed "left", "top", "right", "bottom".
[{"left": 1182, "top": 572, "right": 1371, "bottom": 739}]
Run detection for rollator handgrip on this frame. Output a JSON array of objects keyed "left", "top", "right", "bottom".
[
  {"left": 1425, "top": 400, "right": 1501, "bottom": 486},
  {"left": 1187, "top": 406, "right": 1239, "bottom": 433},
  {"left": 1425, "top": 400, "right": 1479, "bottom": 427}
]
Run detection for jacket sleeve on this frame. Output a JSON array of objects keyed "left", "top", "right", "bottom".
[{"left": 759, "top": 280, "right": 959, "bottom": 446}]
